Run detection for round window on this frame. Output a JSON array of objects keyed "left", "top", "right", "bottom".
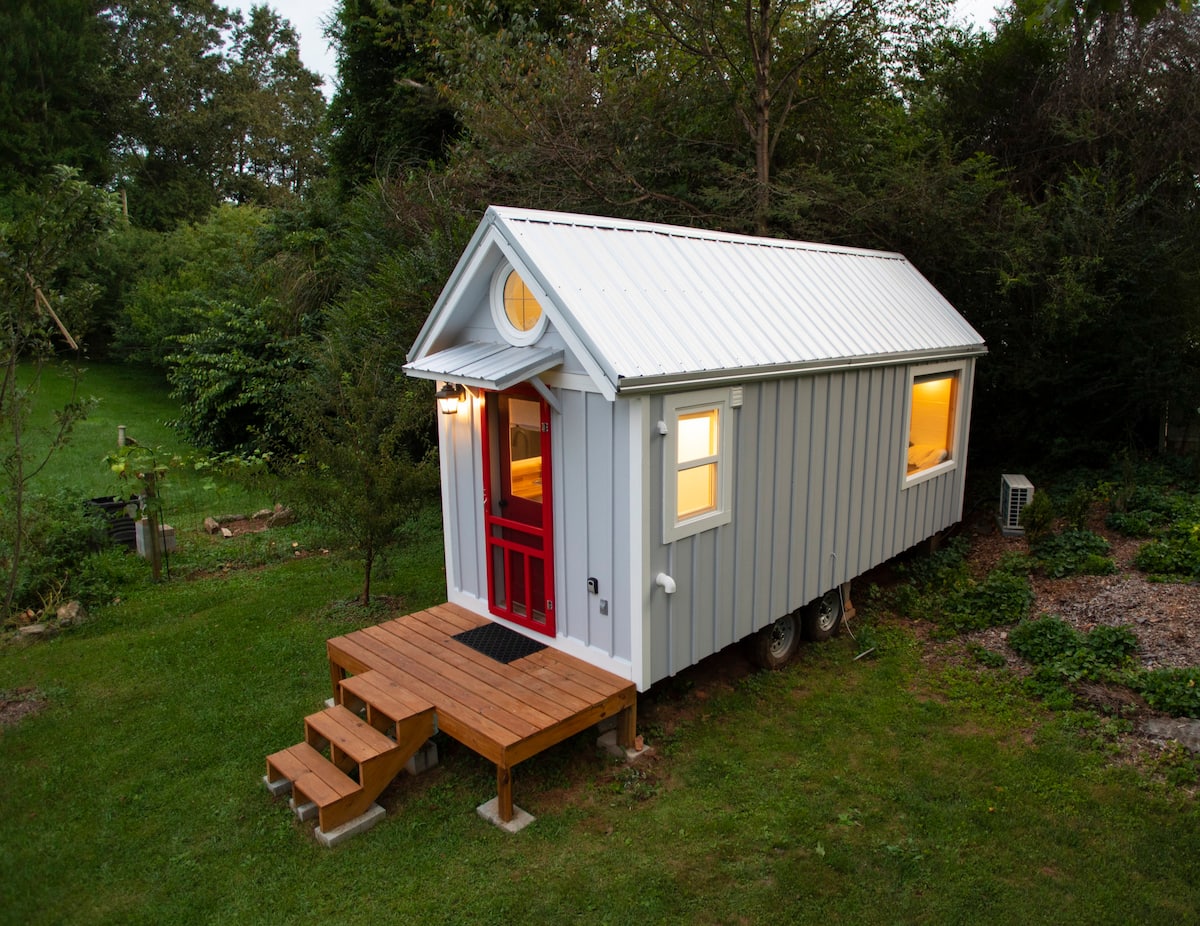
[
  {"left": 503, "top": 270, "right": 543, "bottom": 332},
  {"left": 491, "top": 265, "right": 548, "bottom": 345}
]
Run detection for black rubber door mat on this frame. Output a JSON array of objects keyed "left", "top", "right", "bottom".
[{"left": 452, "top": 623, "right": 547, "bottom": 664}]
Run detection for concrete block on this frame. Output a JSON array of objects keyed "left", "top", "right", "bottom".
[
  {"left": 135, "top": 520, "right": 176, "bottom": 558},
  {"left": 596, "top": 729, "right": 653, "bottom": 762},
  {"left": 476, "top": 797, "right": 535, "bottom": 833},
  {"left": 263, "top": 775, "right": 292, "bottom": 798},
  {"left": 405, "top": 739, "right": 439, "bottom": 776},
  {"left": 291, "top": 799, "right": 318, "bottom": 822},
  {"left": 315, "top": 803, "right": 386, "bottom": 848}
]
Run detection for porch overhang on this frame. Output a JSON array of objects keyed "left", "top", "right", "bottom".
[{"left": 404, "top": 341, "right": 565, "bottom": 392}]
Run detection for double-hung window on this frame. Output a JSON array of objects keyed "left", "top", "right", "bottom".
[{"left": 663, "top": 389, "right": 733, "bottom": 542}]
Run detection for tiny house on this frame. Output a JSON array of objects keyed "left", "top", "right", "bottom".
[{"left": 405, "top": 207, "right": 986, "bottom": 691}]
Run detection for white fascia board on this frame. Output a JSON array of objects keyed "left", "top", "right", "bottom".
[
  {"left": 628, "top": 396, "right": 653, "bottom": 691},
  {"left": 492, "top": 215, "right": 620, "bottom": 402}
]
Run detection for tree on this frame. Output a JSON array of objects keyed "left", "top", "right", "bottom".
[
  {"left": 103, "top": 1, "right": 328, "bottom": 227},
  {"left": 0, "top": 0, "right": 118, "bottom": 193},
  {"left": 104, "top": 0, "right": 236, "bottom": 227},
  {"left": 292, "top": 300, "right": 439, "bottom": 605},
  {"left": 0, "top": 167, "right": 120, "bottom": 617},
  {"left": 223, "top": 5, "right": 328, "bottom": 203},
  {"left": 326, "top": 0, "right": 461, "bottom": 187},
  {"left": 636, "top": 0, "right": 936, "bottom": 234},
  {"left": 912, "top": 2, "right": 1200, "bottom": 461}
]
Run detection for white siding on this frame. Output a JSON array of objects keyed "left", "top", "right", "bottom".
[{"left": 441, "top": 384, "right": 634, "bottom": 677}]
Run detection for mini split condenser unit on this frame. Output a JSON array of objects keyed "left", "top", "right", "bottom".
[{"left": 999, "top": 474, "right": 1034, "bottom": 537}]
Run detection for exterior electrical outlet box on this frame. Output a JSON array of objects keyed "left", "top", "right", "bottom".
[{"left": 999, "top": 474, "right": 1034, "bottom": 537}]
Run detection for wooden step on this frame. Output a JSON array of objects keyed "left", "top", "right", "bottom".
[
  {"left": 339, "top": 670, "right": 436, "bottom": 730},
  {"left": 304, "top": 704, "right": 400, "bottom": 764},
  {"left": 266, "top": 742, "right": 358, "bottom": 803}
]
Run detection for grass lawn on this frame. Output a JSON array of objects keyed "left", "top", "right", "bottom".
[
  {"left": 3, "top": 556, "right": 1198, "bottom": 924},
  {"left": 2, "top": 363, "right": 1198, "bottom": 923},
  {"left": 19, "top": 360, "right": 274, "bottom": 529}
]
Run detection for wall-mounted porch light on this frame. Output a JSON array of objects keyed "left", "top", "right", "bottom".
[{"left": 435, "top": 382, "right": 466, "bottom": 415}]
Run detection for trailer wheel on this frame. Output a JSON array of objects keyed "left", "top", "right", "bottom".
[
  {"left": 753, "top": 613, "right": 800, "bottom": 669},
  {"left": 802, "top": 588, "right": 844, "bottom": 642}
]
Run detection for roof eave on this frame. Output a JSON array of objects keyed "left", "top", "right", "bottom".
[{"left": 613, "top": 344, "right": 988, "bottom": 395}]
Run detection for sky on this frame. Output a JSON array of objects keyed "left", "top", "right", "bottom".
[{"left": 261, "top": 0, "right": 1006, "bottom": 95}]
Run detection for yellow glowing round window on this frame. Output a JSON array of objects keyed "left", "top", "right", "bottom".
[{"left": 502, "top": 271, "right": 543, "bottom": 332}]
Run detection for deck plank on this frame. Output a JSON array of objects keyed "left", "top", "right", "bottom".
[
  {"left": 360, "top": 623, "right": 556, "bottom": 734},
  {"left": 327, "top": 634, "right": 522, "bottom": 758},
  {"left": 400, "top": 611, "right": 592, "bottom": 715}
]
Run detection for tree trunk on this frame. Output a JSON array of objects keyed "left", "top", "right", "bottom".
[{"left": 361, "top": 547, "right": 374, "bottom": 606}]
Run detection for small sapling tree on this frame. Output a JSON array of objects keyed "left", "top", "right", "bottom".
[
  {"left": 291, "top": 300, "right": 439, "bottom": 605},
  {"left": 0, "top": 167, "right": 119, "bottom": 618}
]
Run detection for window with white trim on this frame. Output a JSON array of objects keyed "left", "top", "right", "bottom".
[
  {"left": 663, "top": 389, "right": 734, "bottom": 542},
  {"left": 490, "top": 265, "right": 549, "bottom": 345},
  {"left": 905, "top": 363, "right": 962, "bottom": 483}
]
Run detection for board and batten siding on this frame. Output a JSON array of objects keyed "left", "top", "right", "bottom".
[
  {"left": 438, "top": 383, "right": 634, "bottom": 676},
  {"left": 644, "top": 360, "right": 975, "bottom": 686}
]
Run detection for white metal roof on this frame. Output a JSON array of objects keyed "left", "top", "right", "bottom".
[
  {"left": 409, "top": 206, "right": 985, "bottom": 396},
  {"left": 405, "top": 341, "right": 564, "bottom": 391}
]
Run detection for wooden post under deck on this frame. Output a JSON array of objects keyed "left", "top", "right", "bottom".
[{"left": 497, "top": 766, "right": 514, "bottom": 822}]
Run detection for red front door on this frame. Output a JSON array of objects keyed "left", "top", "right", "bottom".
[{"left": 481, "top": 390, "right": 555, "bottom": 635}]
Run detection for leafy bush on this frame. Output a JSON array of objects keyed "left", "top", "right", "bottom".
[
  {"left": 1134, "top": 537, "right": 1200, "bottom": 579},
  {"left": 1061, "top": 485, "right": 1095, "bottom": 531},
  {"left": 1030, "top": 529, "right": 1115, "bottom": 578},
  {"left": 1009, "top": 617, "right": 1138, "bottom": 684},
  {"left": 0, "top": 494, "right": 142, "bottom": 620},
  {"left": 1104, "top": 510, "right": 1156, "bottom": 538},
  {"left": 1009, "top": 616, "right": 1080, "bottom": 664},
  {"left": 939, "top": 570, "right": 1034, "bottom": 634},
  {"left": 1129, "top": 668, "right": 1200, "bottom": 719},
  {"left": 1019, "top": 490, "right": 1055, "bottom": 542},
  {"left": 892, "top": 539, "right": 1032, "bottom": 635},
  {"left": 166, "top": 299, "right": 303, "bottom": 452}
]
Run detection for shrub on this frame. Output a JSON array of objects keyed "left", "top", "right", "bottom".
[
  {"left": 1134, "top": 537, "right": 1200, "bottom": 579},
  {"left": 1009, "top": 616, "right": 1080, "bottom": 664},
  {"left": 1061, "top": 485, "right": 1095, "bottom": 531},
  {"left": 1009, "top": 618, "right": 1137, "bottom": 683},
  {"left": 1104, "top": 510, "right": 1155, "bottom": 538},
  {"left": 891, "top": 539, "right": 1032, "bottom": 635},
  {"left": 1129, "top": 668, "right": 1200, "bottom": 719},
  {"left": 1031, "top": 529, "right": 1115, "bottom": 578},
  {"left": 938, "top": 569, "right": 1034, "bottom": 634},
  {"left": 1019, "top": 490, "right": 1055, "bottom": 542}
]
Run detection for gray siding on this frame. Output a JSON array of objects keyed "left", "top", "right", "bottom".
[
  {"left": 554, "top": 388, "right": 631, "bottom": 660},
  {"left": 645, "top": 361, "right": 974, "bottom": 685}
]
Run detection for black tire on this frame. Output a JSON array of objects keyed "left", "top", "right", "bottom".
[
  {"left": 802, "top": 588, "right": 844, "bottom": 642},
  {"left": 752, "top": 612, "right": 801, "bottom": 669}
]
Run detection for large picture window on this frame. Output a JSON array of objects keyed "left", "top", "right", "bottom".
[
  {"left": 664, "top": 389, "right": 734, "bottom": 542},
  {"left": 906, "top": 364, "right": 961, "bottom": 482}
]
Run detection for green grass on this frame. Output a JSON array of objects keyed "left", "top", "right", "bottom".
[
  {"left": 21, "top": 361, "right": 276, "bottom": 529},
  {"left": 3, "top": 579, "right": 1198, "bottom": 924}
]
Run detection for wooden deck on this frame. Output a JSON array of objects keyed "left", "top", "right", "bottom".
[{"left": 325, "top": 602, "right": 637, "bottom": 823}]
